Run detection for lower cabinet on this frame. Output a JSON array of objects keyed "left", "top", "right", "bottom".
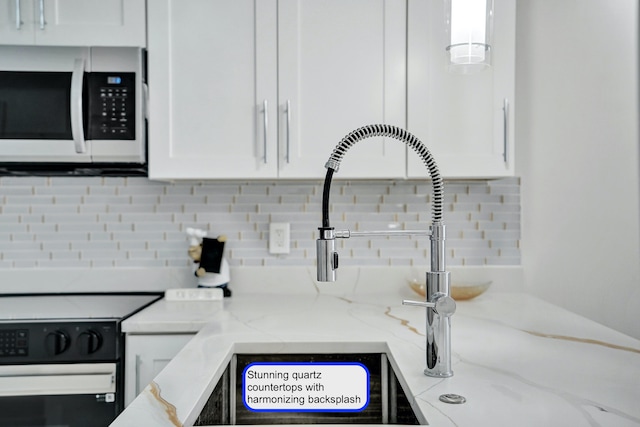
[{"left": 124, "top": 334, "right": 195, "bottom": 406}]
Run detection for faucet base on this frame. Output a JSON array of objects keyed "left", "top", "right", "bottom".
[{"left": 424, "top": 369, "right": 453, "bottom": 378}]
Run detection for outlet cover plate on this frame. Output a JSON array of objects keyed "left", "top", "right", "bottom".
[{"left": 269, "top": 222, "right": 290, "bottom": 254}]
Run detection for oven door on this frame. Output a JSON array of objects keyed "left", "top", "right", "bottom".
[{"left": 0, "top": 363, "right": 119, "bottom": 427}]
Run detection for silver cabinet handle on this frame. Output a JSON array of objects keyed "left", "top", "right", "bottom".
[
  {"left": 262, "top": 100, "right": 268, "bottom": 164},
  {"left": 285, "top": 99, "right": 291, "bottom": 163},
  {"left": 38, "top": 0, "right": 45, "bottom": 29},
  {"left": 502, "top": 98, "right": 509, "bottom": 164},
  {"left": 135, "top": 355, "right": 141, "bottom": 396},
  {"left": 71, "top": 58, "right": 86, "bottom": 154},
  {"left": 15, "top": 0, "right": 22, "bottom": 29}
]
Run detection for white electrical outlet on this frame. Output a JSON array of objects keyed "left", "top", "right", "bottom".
[{"left": 269, "top": 222, "right": 290, "bottom": 254}]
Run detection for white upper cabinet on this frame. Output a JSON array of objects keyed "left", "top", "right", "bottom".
[
  {"left": 148, "top": 0, "right": 279, "bottom": 180},
  {"left": 147, "top": 0, "right": 407, "bottom": 180},
  {"left": 0, "top": 0, "right": 146, "bottom": 47},
  {"left": 277, "top": 0, "right": 407, "bottom": 179},
  {"left": 406, "top": 0, "right": 516, "bottom": 178}
]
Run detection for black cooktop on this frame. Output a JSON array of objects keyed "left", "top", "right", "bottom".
[{"left": 0, "top": 293, "right": 162, "bottom": 321}]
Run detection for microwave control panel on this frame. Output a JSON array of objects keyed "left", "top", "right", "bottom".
[{"left": 86, "top": 72, "right": 136, "bottom": 140}]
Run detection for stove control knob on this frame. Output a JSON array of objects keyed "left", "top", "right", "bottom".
[
  {"left": 45, "top": 330, "right": 70, "bottom": 355},
  {"left": 77, "top": 330, "right": 102, "bottom": 355}
]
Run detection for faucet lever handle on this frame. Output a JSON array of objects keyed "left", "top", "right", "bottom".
[{"left": 402, "top": 295, "right": 456, "bottom": 317}]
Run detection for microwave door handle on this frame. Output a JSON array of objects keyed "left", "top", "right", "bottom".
[
  {"left": 71, "top": 58, "right": 87, "bottom": 154},
  {"left": 15, "top": 0, "right": 22, "bottom": 29},
  {"left": 38, "top": 0, "right": 45, "bottom": 30}
]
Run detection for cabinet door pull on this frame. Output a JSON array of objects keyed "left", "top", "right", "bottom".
[
  {"left": 262, "top": 100, "right": 268, "bottom": 164},
  {"left": 38, "top": 0, "right": 45, "bottom": 29},
  {"left": 15, "top": 0, "right": 22, "bottom": 29},
  {"left": 135, "top": 355, "right": 141, "bottom": 395},
  {"left": 286, "top": 100, "right": 291, "bottom": 164},
  {"left": 502, "top": 98, "right": 509, "bottom": 164}
]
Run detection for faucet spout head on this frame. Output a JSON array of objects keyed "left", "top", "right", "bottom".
[{"left": 316, "top": 227, "right": 338, "bottom": 282}]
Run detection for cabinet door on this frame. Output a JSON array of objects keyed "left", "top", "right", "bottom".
[
  {"left": 148, "top": 0, "right": 278, "bottom": 180},
  {"left": 0, "top": 0, "right": 36, "bottom": 44},
  {"left": 35, "top": 0, "right": 146, "bottom": 47},
  {"left": 124, "top": 334, "right": 194, "bottom": 406},
  {"left": 0, "top": 0, "right": 145, "bottom": 47},
  {"left": 407, "top": 0, "right": 515, "bottom": 178},
  {"left": 278, "top": 0, "right": 407, "bottom": 179}
]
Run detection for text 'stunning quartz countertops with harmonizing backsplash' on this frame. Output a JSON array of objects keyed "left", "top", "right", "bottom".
[{"left": 113, "top": 267, "right": 640, "bottom": 427}]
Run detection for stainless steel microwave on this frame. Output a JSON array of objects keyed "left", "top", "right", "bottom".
[{"left": 0, "top": 46, "right": 146, "bottom": 174}]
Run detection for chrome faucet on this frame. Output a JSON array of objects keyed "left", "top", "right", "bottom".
[{"left": 316, "top": 124, "right": 455, "bottom": 378}]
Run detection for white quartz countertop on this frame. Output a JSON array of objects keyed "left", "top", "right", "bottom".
[{"left": 111, "top": 267, "right": 640, "bottom": 427}]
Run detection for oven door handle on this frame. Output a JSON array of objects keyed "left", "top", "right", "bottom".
[
  {"left": 71, "top": 58, "right": 87, "bottom": 154},
  {"left": 0, "top": 363, "right": 116, "bottom": 396}
]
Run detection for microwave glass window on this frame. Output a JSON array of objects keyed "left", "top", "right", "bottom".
[{"left": 0, "top": 72, "right": 73, "bottom": 140}]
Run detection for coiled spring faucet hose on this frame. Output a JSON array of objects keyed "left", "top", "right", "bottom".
[{"left": 321, "top": 124, "right": 444, "bottom": 228}]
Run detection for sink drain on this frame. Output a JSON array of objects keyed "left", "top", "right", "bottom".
[{"left": 439, "top": 393, "right": 466, "bottom": 404}]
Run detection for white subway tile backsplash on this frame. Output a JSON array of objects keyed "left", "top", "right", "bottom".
[
  {"left": 41, "top": 241, "right": 71, "bottom": 251},
  {"left": 2, "top": 205, "right": 30, "bottom": 214},
  {"left": 88, "top": 233, "right": 114, "bottom": 242},
  {"left": 10, "top": 232, "right": 35, "bottom": 242},
  {"left": 51, "top": 251, "right": 81, "bottom": 260},
  {"left": 230, "top": 204, "right": 259, "bottom": 213},
  {"left": 0, "top": 177, "right": 520, "bottom": 269},
  {"left": 80, "top": 249, "right": 125, "bottom": 260},
  {"left": 119, "top": 185, "right": 165, "bottom": 196},
  {"left": 126, "top": 248, "right": 158, "bottom": 260},
  {"left": 91, "top": 259, "right": 115, "bottom": 268},
  {"left": 14, "top": 260, "right": 38, "bottom": 268},
  {"left": 58, "top": 223, "right": 104, "bottom": 233},
  {"left": 122, "top": 213, "right": 174, "bottom": 223},
  {"left": 259, "top": 203, "right": 305, "bottom": 213},
  {"left": 73, "top": 241, "right": 119, "bottom": 251},
  {"left": 1, "top": 177, "right": 47, "bottom": 185},
  {"left": 44, "top": 213, "right": 97, "bottom": 224},
  {"left": 383, "top": 194, "right": 428, "bottom": 204},
  {"left": 389, "top": 258, "right": 414, "bottom": 266},
  {"left": 4, "top": 251, "right": 44, "bottom": 261},
  {"left": 0, "top": 241, "right": 39, "bottom": 251},
  {"left": 7, "top": 195, "right": 54, "bottom": 205},
  {"left": 88, "top": 186, "right": 117, "bottom": 196},
  {"left": 240, "top": 184, "right": 269, "bottom": 195},
  {"left": 341, "top": 183, "right": 390, "bottom": 195},
  {"left": 117, "top": 240, "right": 147, "bottom": 250},
  {"left": 28, "top": 258, "right": 50, "bottom": 267},
  {"left": 2, "top": 187, "right": 33, "bottom": 195},
  {"left": 0, "top": 214, "right": 21, "bottom": 223},
  {"left": 83, "top": 195, "right": 130, "bottom": 205},
  {"left": 34, "top": 231, "right": 88, "bottom": 242},
  {"left": 123, "top": 206, "right": 160, "bottom": 215}
]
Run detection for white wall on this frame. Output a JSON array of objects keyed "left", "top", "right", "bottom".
[{"left": 516, "top": 0, "right": 640, "bottom": 339}]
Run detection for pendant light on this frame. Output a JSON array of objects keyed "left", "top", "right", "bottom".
[{"left": 445, "top": 0, "right": 494, "bottom": 74}]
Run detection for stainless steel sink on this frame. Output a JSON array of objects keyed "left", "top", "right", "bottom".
[{"left": 195, "top": 352, "right": 420, "bottom": 425}]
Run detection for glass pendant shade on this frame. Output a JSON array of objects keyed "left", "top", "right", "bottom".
[{"left": 445, "top": 0, "right": 493, "bottom": 73}]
